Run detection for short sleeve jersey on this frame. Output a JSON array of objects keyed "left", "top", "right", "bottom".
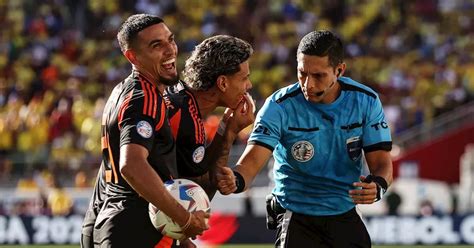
[
  {"left": 99, "top": 70, "right": 176, "bottom": 197},
  {"left": 164, "top": 82, "right": 207, "bottom": 177},
  {"left": 248, "top": 77, "right": 392, "bottom": 216}
]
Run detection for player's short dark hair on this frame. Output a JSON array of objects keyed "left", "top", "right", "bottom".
[
  {"left": 117, "top": 14, "right": 164, "bottom": 53},
  {"left": 297, "top": 30, "right": 344, "bottom": 68},
  {"left": 183, "top": 35, "right": 253, "bottom": 91}
]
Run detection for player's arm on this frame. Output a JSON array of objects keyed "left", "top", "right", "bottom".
[
  {"left": 217, "top": 144, "right": 273, "bottom": 195},
  {"left": 350, "top": 150, "right": 392, "bottom": 204},
  {"left": 365, "top": 150, "right": 393, "bottom": 186},
  {"left": 192, "top": 94, "right": 255, "bottom": 199},
  {"left": 118, "top": 86, "right": 208, "bottom": 238},
  {"left": 217, "top": 96, "right": 282, "bottom": 195},
  {"left": 120, "top": 144, "right": 194, "bottom": 226},
  {"left": 350, "top": 94, "right": 393, "bottom": 204}
]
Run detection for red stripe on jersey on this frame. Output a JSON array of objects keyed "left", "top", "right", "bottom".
[
  {"left": 155, "top": 98, "right": 166, "bottom": 131},
  {"left": 106, "top": 134, "right": 119, "bottom": 184},
  {"left": 118, "top": 90, "right": 134, "bottom": 129},
  {"left": 139, "top": 78, "right": 149, "bottom": 116},
  {"left": 151, "top": 84, "right": 158, "bottom": 118},
  {"left": 169, "top": 108, "right": 182, "bottom": 140},
  {"left": 186, "top": 91, "right": 204, "bottom": 144},
  {"left": 146, "top": 82, "right": 155, "bottom": 117},
  {"left": 154, "top": 236, "right": 173, "bottom": 248}
]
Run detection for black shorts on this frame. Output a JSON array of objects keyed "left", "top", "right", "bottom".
[
  {"left": 81, "top": 233, "right": 93, "bottom": 248},
  {"left": 81, "top": 208, "right": 99, "bottom": 248},
  {"left": 93, "top": 197, "right": 177, "bottom": 248},
  {"left": 275, "top": 207, "right": 371, "bottom": 248}
]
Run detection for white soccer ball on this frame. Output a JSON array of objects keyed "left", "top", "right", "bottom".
[{"left": 149, "top": 178, "right": 210, "bottom": 240}]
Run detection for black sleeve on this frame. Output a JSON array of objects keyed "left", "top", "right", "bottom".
[{"left": 119, "top": 84, "right": 165, "bottom": 152}]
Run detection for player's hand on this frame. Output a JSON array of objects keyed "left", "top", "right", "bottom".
[
  {"left": 349, "top": 175, "right": 378, "bottom": 204},
  {"left": 179, "top": 238, "right": 197, "bottom": 248},
  {"left": 216, "top": 166, "right": 237, "bottom": 195},
  {"left": 223, "top": 93, "right": 256, "bottom": 135},
  {"left": 182, "top": 210, "right": 210, "bottom": 240}
]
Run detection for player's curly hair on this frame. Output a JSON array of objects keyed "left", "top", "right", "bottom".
[
  {"left": 183, "top": 35, "right": 253, "bottom": 91},
  {"left": 117, "top": 14, "right": 164, "bottom": 53},
  {"left": 297, "top": 30, "right": 344, "bottom": 68}
]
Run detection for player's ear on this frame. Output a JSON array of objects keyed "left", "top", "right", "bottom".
[
  {"left": 216, "top": 75, "right": 227, "bottom": 92},
  {"left": 124, "top": 50, "right": 138, "bottom": 66}
]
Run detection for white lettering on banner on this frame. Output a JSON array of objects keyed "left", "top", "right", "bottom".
[
  {"left": 382, "top": 216, "right": 396, "bottom": 244},
  {"left": 416, "top": 217, "right": 443, "bottom": 244},
  {"left": 441, "top": 217, "right": 460, "bottom": 243},
  {"left": 50, "top": 217, "right": 69, "bottom": 244},
  {"left": 366, "top": 216, "right": 472, "bottom": 245},
  {"left": 31, "top": 215, "right": 83, "bottom": 244},
  {"left": 0, "top": 216, "right": 5, "bottom": 243},
  {"left": 398, "top": 217, "right": 417, "bottom": 244},
  {"left": 460, "top": 215, "right": 474, "bottom": 243},
  {"left": 7, "top": 217, "right": 29, "bottom": 244},
  {"left": 32, "top": 216, "right": 49, "bottom": 244},
  {"left": 68, "top": 215, "right": 82, "bottom": 244}
]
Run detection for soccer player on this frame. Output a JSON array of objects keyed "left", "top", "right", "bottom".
[
  {"left": 217, "top": 30, "right": 393, "bottom": 247},
  {"left": 82, "top": 33, "right": 255, "bottom": 247},
  {"left": 85, "top": 14, "right": 208, "bottom": 248},
  {"left": 165, "top": 35, "right": 255, "bottom": 200}
]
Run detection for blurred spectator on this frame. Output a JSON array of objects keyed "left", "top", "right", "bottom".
[
  {"left": 420, "top": 199, "right": 442, "bottom": 216},
  {"left": 47, "top": 179, "right": 73, "bottom": 216},
  {"left": 385, "top": 191, "right": 402, "bottom": 215}
]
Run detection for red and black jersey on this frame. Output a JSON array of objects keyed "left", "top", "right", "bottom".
[
  {"left": 100, "top": 70, "right": 177, "bottom": 197},
  {"left": 164, "top": 81, "right": 208, "bottom": 177},
  {"left": 83, "top": 70, "right": 177, "bottom": 237}
]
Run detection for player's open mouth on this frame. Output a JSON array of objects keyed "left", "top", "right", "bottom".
[{"left": 162, "top": 58, "right": 175, "bottom": 72}]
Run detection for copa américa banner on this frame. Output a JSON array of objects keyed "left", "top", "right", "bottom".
[
  {"left": 365, "top": 215, "right": 474, "bottom": 245},
  {"left": 0, "top": 214, "right": 474, "bottom": 244}
]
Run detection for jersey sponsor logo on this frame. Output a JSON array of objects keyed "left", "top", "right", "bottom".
[
  {"left": 346, "top": 136, "right": 362, "bottom": 161},
  {"left": 291, "top": 141, "right": 314, "bottom": 162},
  {"left": 254, "top": 124, "right": 271, "bottom": 135},
  {"left": 371, "top": 121, "right": 388, "bottom": 131},
  {"left": 136, "top": 120, "right": 153, "bottom": 138},
  {"left": 192, "top": 146, "right": 205, "bottom": 163}
]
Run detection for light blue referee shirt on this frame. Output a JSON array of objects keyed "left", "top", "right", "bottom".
[{"left": 248, "top": 77, "right": 392, "bottom": 216}]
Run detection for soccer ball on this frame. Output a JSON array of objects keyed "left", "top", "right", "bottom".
[{"left": 149, "top": 179, "right": 210, "bottom": 240}]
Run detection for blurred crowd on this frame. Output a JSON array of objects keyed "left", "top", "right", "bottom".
[{"left": 0, "top": 0, "right": 474, "bottom": 215}]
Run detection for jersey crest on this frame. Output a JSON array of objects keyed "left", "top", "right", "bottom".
[
  {"left": 291, "top": 141, "right": 314, "bottom": 162},
  {"left": 192, "top": 146, "right": 205, "bottom": 163},
  {"left": 346, "top": 136, "right": 362, "bottom": 161},
  {"left": 137, "top": 120, "right": 153, "bottom": 138}
]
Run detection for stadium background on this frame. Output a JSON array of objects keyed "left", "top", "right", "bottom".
[{"left": 0, "top": 0, "right": 474, "bottom": 247}]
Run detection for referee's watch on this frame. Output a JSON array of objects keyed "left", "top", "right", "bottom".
[{"left": 363, "top": 175, "right": 388, "bottom": 202}]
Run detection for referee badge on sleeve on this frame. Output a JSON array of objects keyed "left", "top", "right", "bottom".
[
  {"left": 346, "top": 136, "right": 362, "bottom": 161},
  {"left": 291, "top": 141, "right": 314, "bottom": 162},
  {"left": 137, "top": 120, "right": 153, "bottom": 138}
]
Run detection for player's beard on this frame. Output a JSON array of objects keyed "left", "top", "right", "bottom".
[{"left": 159, "top": 72, "right": 179, "bottom": 86}]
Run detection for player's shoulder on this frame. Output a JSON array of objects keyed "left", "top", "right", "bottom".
[
  {"left": 339, "top": 77, "right": 378, "bottom": 99},
  {"left": 269, "top": 82, "right": 302, "bottom": 104},
  {"left": 164, "top": 80, "right": 188, "bottom": 109},
  {"left": 165, "top": 80, "right": 187, "bottom": 96},
  {"left": 123, "top": 71, "right": 160, "bottom": 98}
]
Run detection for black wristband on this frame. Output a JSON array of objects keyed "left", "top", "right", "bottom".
[
  {"left": 233, "top": 170, "right": 246, "bottom": 194},
  {"left": 363, "top": 174, "right": 388, "bottom": 202}
]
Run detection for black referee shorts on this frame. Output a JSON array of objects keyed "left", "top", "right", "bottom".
[
  {"left": 93, "top": 197, "right": 177, "bottom": 248},
  {"left": 275, "top": 207, "right": 371, "bottom": 248}
]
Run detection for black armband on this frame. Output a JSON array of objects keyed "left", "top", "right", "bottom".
[
  {"left": 363, "top": 174, "right": 388, "bottom": 202},
  {"left": 233, "top": 170, "right": 246, "bottom": 194}
]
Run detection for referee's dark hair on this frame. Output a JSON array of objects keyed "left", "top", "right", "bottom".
[
  {"left": 297, "top": 30, "right": 344, "bottom": 68},
  {"left": 117, "top": 14, "right": 164, "bottom": 53},
  {"left": 183, "top": 35, "right": 253, "bottom": 91}
]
